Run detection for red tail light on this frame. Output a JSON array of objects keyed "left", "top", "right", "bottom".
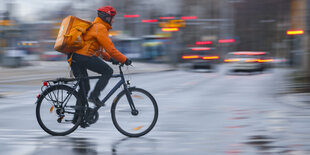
[
  {"left": 258, "top": 59, "right": 274, "bottom": 63},
  {"left": 43, "top": 81, "right": 48, "bottom": 86},
  {"left": 124, "top": 14, "right": 140, "bottom": 18},
  {"left": 191, "top": 47, "right": 210, "bottom": 51},
  {"left": 233, "top": 52, "right": 266, "bottom": 55},
  {"left": 245, "top": 59, "right": 259, "bottom": 63},
  {"left": 182, "top": 55, "right": 200, "bottom": 59},
  {"left": 218, "top": 39, "right": 235, "bottom": 43},
  {"left": 159, "top": 17, "right": 175, "bottom": 20},
  {"left": 142, "top": 19, "right": 158, "bottom": 23},
  {"left": 36, "top": 94, "right": 40, "bottom": 99},
  {"left": 202, "top": 56, "right": 219, "bottom": 60},
  {"left": 196, "top": 41, "right": 212, "bottom": 45},
  {"left": 224, "top": 59, "right": 240, "bottom": 62},
  {"left": 181, "top": 16, "right": 197, "bottom": 20}
]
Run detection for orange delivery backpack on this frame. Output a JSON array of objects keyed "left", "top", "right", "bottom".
[{"left": 54, "top": 16, "right": 92, "bottom": 54}]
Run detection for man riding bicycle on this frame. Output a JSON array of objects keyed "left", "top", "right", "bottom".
[{"left": 68, "top": 6, "right": 132, "bottom": 125}]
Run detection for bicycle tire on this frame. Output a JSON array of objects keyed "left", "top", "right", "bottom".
[
  {"left": 36, "top": 85, "right": 84, "bottom": 136},
  {"left": 111, "top": 87, "right": 158, "bottom": 137}
]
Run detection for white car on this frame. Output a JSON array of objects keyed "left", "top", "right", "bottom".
[
  {"left": 224, "top": 51, "right": 272, "bottom": 72},
  {"left": 181, "top": 47, "right": 219, "bottom": 70}
]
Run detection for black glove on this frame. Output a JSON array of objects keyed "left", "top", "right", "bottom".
[
  {"left": 109, "top": 58, "right": 119, "bottom": 65},
  {"left": 124, "top": 58, "right": 132, "bottom": 66}
]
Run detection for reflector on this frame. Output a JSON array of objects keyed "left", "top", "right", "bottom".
[
  {"left": 50, "top": 106, "right": 54, "bottom": 113},
  {"left": 133, "top": 126, "right": 143, "bottom": 131}
]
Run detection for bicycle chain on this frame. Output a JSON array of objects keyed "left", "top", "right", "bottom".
[{"left": 85, "top": 108, "right": 99, "bottom": 124}]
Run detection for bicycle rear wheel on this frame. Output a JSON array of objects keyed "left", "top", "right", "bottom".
[
  {"left": 36, "top": 85, "right": 84, "bottom": 136},
  {"left": 111, "top": 87, "right": 158, "bottom": 137}
]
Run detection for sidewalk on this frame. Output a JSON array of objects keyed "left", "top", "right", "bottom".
[
  {"left": 0, "top": 60, "right": 176, "bottom": 85},
  {"left": 276, "top": 69, "right": 310, "bottom": 109},
  {"left": 280, "top": 93, "right": 310, "bottom": 108},
  {"left": 0, "top": 61, "right": 175, "bottom": 97}
]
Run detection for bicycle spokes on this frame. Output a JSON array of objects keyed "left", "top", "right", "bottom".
[
  {"left": 111, "top": 88, "right": 158, "bottom": 137},
  {"left": 36, "top": 85, "right": 83, "bottom": 136}
]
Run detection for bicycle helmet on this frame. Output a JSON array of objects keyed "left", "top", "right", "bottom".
[{"left": 97, "top": 6, "right": 117, "bottom": 26}]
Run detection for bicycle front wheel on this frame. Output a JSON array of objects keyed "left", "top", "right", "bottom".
[
  {"left": 111, "top": 87, "right": 158, "bottom": 137},
  {"left": 36, "top": 85, "right": 84, "bottom": 136}
]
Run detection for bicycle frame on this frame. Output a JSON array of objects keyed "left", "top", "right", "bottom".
[
  {"left": 96, "top": 65, "right": 137, "bottom": 112},
  {"left": 72, "top": 65, "right": 137, "bottom": 112},
  {"left": 44, "top": 64, "right": 137, "bottom": 113}
]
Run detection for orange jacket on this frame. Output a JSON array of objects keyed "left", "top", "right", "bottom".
[{"left": 74, "top": 17, "right": 127, "bottom": 63}]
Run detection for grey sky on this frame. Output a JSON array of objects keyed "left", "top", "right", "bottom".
[{"left": 1, "top": 0, "right": 182, "bottom": 22}]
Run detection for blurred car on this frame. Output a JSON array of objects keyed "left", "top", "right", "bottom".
[
  {"left": 181, "top": 47, "right": 219, "bottom": 70},
  {"left": 41, "top": 51, "right": 66, "bottom": 61},
  {"left": 224, "top": 51, "right": 273, "bottom": 72}
]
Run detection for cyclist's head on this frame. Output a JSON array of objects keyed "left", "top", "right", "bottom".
[{"left": 97, "top": 6, "right": 116, "bottom": 26}]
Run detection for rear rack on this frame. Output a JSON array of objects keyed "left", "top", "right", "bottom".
[{"left": 45, "top": 74, "right": 122, "bottom": 84}]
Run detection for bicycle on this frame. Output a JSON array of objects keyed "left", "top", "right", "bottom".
[{"left": 35, "top": 64, "right": 158, "bottom": 137}]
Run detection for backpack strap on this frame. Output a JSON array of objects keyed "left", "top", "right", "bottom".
[
  {"left": 66, "top": 53, "right": 74, "bottom": 78},
  {"left": 67, "top": 53, "right": 73, "bottom": 66},
  {"left": 85, "top": 23, "right": 99, "bottom": 56}
]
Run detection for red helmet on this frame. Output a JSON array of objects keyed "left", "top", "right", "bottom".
[{"left": 97, "top": 6, "right": 117, "bottom": 17}]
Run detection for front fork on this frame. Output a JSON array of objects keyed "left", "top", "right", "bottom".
[{"left": 123, "top": 80, "right": 138, "bottom": 116}]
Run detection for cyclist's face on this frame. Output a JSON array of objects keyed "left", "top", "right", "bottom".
[{"left": 111, "top": 17, "right": 115, "bottom": 24}]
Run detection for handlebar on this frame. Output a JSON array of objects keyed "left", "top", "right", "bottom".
[{"left": 118, "top": 62, "right": 132, "bottom": 70}]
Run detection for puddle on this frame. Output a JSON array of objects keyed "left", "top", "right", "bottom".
[{"left": 246, "top": 135, "right": 274, "bottom": 145}]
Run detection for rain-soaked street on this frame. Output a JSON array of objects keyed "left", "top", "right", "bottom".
[{"left": 1, "top": 65, "right": 310, "bottom": 155}]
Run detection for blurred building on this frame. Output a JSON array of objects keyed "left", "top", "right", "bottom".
[
  {"left": 0, "top": 0, "right": 309, "bottom": 69},
  {"left": 233, "top": 0, "right": 310, "bottom": 73},
  {"left": 233, "top": 1, "right": 291, "bottom": 52}
]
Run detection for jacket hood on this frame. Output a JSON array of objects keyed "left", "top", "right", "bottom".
[{"left": 93, "top": 17, "right": 112, "bottom": 30}]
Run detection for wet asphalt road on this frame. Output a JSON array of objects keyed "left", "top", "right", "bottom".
[{"left": 0, "top": 66, "right": 310, "bottom": 155}]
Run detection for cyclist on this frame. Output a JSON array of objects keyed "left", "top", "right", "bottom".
[{"left": 69, "top": 6, "right": 132, "bottom": 114}]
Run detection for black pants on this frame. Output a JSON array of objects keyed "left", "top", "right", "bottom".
[{"left": 69, "top": 53, "right": 113, "bottom": 104}]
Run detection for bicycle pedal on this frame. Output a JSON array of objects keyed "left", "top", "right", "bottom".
[
  {"left": 80, "top": 122, "right": 90, "bottom": 128},
  {"left": 85, "top": 108, "right": 99, "bottom": 124},
  {"left": 57, "top": 116, "right": 64, "bottom": 123},
  {"left": 88, "top": 96, "right": 104, "bottom": 107}
]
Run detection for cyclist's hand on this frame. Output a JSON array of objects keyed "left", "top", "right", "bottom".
[
  {"left": 109, "top": 58, "right": 119, "bottom": 65},
  {"left": 124, "top": 58, "right": 132, "bottom": 66}
]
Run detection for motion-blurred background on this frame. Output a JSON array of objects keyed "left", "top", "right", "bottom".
[
  {"left": 0, "top": 0, "right": 309, "bottom": 85},
  {"left": 2, "top": 1, "right": 310, "bottom": 154}
]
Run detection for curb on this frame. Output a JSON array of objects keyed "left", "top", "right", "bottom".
[
  {"left": 277, "top": 93, "right": 310, "bottom": 109},
  {"left": 124, "top": 68, "right": 177, "bottom": 75},
  {"left": 0, "top": 61, "right": 176, "bottom": 83}
]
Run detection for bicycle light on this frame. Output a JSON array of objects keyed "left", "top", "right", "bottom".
[
  {"left": 43, "top": 81, "right": 48, "bottom": 86},
  {"left": 36, "top": 94, "right": 40, "bottom": 99}
]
